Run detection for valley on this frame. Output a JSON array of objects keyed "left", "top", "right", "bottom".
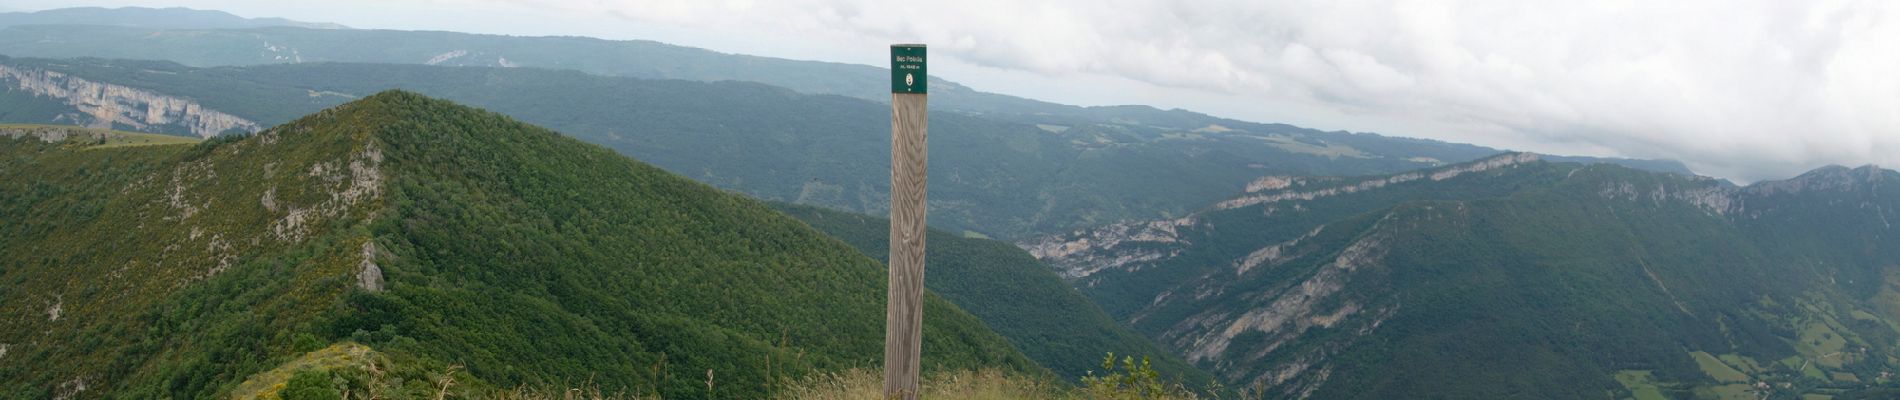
[{"left": 1, "top": 5, "right": 1894, "bottom": 400}]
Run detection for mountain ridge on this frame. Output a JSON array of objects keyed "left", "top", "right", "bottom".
[
  {"left": 0, "top": 55, "right": 1695, "bottom": 239},
  {"left": 1024, "top": 154, "right": 1900, "bottom": 398},
  {"left": 0, "top": 90, "right": 1038, "bottom": 398},
  {"left": 0, "top": 7, "right": 349, "bottom": 30}
]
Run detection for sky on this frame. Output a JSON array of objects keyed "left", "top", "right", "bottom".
[{"left": 3, "top": 0, "right": 1896, "bottom": 182}]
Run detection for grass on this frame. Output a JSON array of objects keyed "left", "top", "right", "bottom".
[
  {"left": 776, "top": 368, "right": 1067, "bottom": 400},
  {"left": 229, "top": 343, "right": 378, "bottom": 400},
  {"left": 1831, "top": 372, "right": 1860, "bottom": 382},
  {"left": 1715, "top": 354, "right": 1763, "bottom": 374},
  {"left": 775, "top": 367, "right": 1229, "bottom": 400},
  {"left": 0, "top": 123, "right": 200, "bottom": 148},
  {"left": 90, "top": 131, "right": 202, "bottom": 148},
  {"left": 1691, "top": 351, "right": 1750, "bottom": 383},
  {"left": 1795, "top": 319, "right": 1850, "bottom": 368},
  {"left": 1700, "top": 383, "right": 1755, "bottom": 400},
  {"left": 1255, "top": 135, "right": 1369, "bottom": 159},
  {"left": 1614, "top": 370, "right": 1670, "bottom": 400}
]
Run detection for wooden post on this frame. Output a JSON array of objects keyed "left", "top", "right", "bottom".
[{"left": 884, "top": 43, "right": 928, "bottom": 400}]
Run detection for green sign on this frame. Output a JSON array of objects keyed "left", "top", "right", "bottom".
[{"left": 891, "top": 45, "right": 926, "bottom": 94}]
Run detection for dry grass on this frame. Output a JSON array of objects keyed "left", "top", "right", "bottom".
[
  {"left": 776, "top": 368, "right": 1068, "bottom": 400},
  {"left": 492, "top": 386, "right": 659, "bottom": 400},
  {"left": 228, "top": 342, "right": 378, "bottom": 400}
]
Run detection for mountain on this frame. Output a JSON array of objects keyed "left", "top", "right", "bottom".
[
  {"left": 770, "top": 203, "right": 1213, "bottom": 385},
  {"left": 0, "top": 16, "right": 1693, "bottom": 177},
  {"left": 1025, "top": 154, "right": 1900, "bottom": 398},
  {"left": 0, "top": 7, "right": 349, "bottom": 30},
  {"left": 0, "top": 91, "right": 1036, "bottom": 399},
  {"left": 0, "top": 55, "right": 1689, "bottom": 239},
  {"left": 0, "top": 18, "right": 1697, "bottom": 175}
]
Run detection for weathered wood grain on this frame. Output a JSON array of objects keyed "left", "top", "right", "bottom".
[{"left": 884, "top": 92, "right": 928, "bottom": 400}]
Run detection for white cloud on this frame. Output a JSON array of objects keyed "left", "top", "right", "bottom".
[
  {"left": 8, "top": 0, "right": 1896, "bottom": 181},
  {"left": 469, "top": 0, "right": 1894, "bottom": 182}
]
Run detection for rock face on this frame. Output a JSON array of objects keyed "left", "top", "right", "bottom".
[
  {"left": 1025, "top": 154, "right": 1900, "bottom": 397},
  {"left": 1217, "top": 153, "right": 1539, "bottom": 210},
  {"left": 1026, "top": 153, "right": 1545, "bottom": 282},
  {"left": 1020, "top": 217, "right": 1196, "bottom": 280},
  {"left": 0, "top": 63, "right": 259, "bottom": 138},
  {"left": 357, "top": 241, "right": 384, "bottom": 292}
]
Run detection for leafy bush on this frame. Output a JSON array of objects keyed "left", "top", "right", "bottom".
[{"left": 282, "top": 369, "right": 341, "bottom": 400}]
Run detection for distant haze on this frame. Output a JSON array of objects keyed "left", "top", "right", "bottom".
[{"left": 2, "top": 0, "right": 1895, "bottom": 182}]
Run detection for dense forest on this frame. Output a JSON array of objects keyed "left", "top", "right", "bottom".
[
  {"left": 0, "top": 92, "right": 1039, "bottom": 399},
  {"left": 1031, "top": 156, "right": 1900, "bottom": 398}
]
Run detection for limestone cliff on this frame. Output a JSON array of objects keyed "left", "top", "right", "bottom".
[{"left": 0, "top": 63, "right": 259, "bottom": 138}]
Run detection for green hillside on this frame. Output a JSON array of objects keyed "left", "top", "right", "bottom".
[
  {"left": 0, "top": 56, "right": 1544, "bottom": 239},
  {"left": 770, "top": 203, "right": 1213, "bottom": 386},
  {"left": 1029, "top": 155, "right": 1900, "bottom": 398},
  {"left": 0, "top": 91, "right": 1035, "bottom": 399}
]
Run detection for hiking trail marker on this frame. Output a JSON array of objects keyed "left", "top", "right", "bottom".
[{"left": 884, "top": 43, "right": 927, "bottom": 400}]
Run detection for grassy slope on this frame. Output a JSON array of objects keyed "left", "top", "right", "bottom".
[
  {"left": 0, "top": 123, "right": 202, "bottom": 147},
  {"left": 0, "top": 91, "right": 1037, "bottom": 399},
  {"left": 771, "top": 203, "right": 1213, "bottom": 385}
]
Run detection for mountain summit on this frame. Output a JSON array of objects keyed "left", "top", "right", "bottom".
[{"left": 0, "top": 91, "right": 1033, "bottom": 398}]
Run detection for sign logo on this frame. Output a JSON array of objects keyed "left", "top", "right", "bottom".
[{"left": 891, "top": 45, "right": 926, "bottom": 94}]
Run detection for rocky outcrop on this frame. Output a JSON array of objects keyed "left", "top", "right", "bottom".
[
  {"left": 0, "top": 125, "right": 114, "bottom": 142},
  {"left": 358, "top": 241, "right": 384, "bottom": 292},
  {"left": 1595, "top": 164, "right": 1895, "bottom": 216},
  {"left": 1178, "top": 215, "right": 1391, "bottom": 364},
  {"left": 1234, "top": 226, "right": 1324, "bottom": 276},
  {"left": 1245, "top": 175, "right": 1295, "bottom": 193},
  {"left": 1745, "top": 165, "right": 1888, "bottom": 196},
  {"left": 1019, "top": 217, "right": 1195, "bottom": 279},
  {"left": 1595, "top": 179, "right": 1736, "bottom": 215},
  {"left": 1218, "top": 153, "right": 1539, "bottom": 210},
  {"left": 268, "top": 136, "right": 385, "bottom": 243},
  {"left": 0, "top": 63, "right": 260, "bottom": 138}
]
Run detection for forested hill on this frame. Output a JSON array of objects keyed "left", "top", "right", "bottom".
[
  {"left": 0, "top": 7, "right": 349, "bottom": 30},
  {"left": 0, "top": 91, "right": 1036, "bottom": 399},
  {"left": 0, "top": 56, "right": 1689, "bottom": 239},
  {"left": 771, "top": 203, "right": 1214, "bottom": 386},
  {"left": 1026, "top": 154, "right": 1900, "bottom": 398}
]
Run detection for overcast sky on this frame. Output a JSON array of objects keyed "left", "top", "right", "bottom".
[{"left": 4, "top": 0, "right": 1896, "bottom": 182}]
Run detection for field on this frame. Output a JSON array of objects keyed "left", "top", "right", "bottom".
[
  {"left": 1691, "top": 352, "right": 1750, "bottom": 383},
  {"left": 1614, "top": 370, "right": 1670, "bottom": 400},
  {"left": 0, "top": 123, "right": 200, "bottom": 148}
]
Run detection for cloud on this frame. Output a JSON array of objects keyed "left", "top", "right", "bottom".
[
  {"left": 509, "top": 0, "right": 1894, "bottom": 182},
  {"left": 35, "top": 0, "right": 1889, "bottom": 181}
]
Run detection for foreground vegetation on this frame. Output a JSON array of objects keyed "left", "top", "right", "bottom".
[{"left": 779, "top": 354, "right": 1219, "bottom": 400}]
